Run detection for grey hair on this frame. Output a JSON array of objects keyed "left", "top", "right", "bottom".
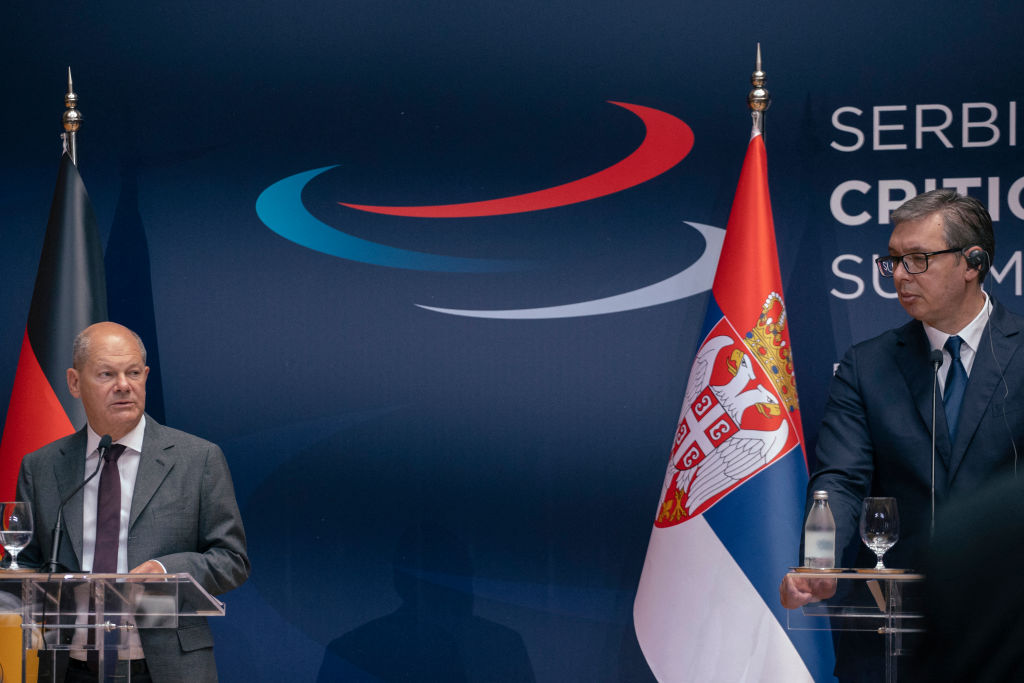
[
  {"left": 890, "top": 188, "right": 995, "bottom": 282},
  {"left": 72, "top": 325, "right": 148, "bottom": 369}
]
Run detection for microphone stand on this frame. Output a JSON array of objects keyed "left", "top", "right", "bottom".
[{"left": 46, "top": 435, "right": 111, "bottom": 573}]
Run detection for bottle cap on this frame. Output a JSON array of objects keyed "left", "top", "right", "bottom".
[{"left": 812, "top": 490, "right": 829, "bottom": 500}]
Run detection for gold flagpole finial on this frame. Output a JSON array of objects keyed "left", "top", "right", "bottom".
[
  {"left": 747, "top": 44, "right": 771, "bottom": 133},
  {"left": 63, "top": 67, "right": 83, "bottom": 165}
]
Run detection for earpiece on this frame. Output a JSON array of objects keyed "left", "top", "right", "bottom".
[{"left": 965, "top": 248, "right": 990, "bottom": 272}]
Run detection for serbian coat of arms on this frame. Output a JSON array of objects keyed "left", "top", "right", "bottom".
[{"left": 656, "top": 292, "right": 799, "bottom": 527}]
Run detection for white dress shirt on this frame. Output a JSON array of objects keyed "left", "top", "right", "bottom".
[{"left": 924, "top": 292, "right": 992, "bottom": 396}]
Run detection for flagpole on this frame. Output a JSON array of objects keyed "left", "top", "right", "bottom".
[
  {"left": 0, "top": 71, "right": 107, "bottom": 499},
  {"left": 748, "top": 43, "right": 770, "bottom": 133},
  {"left": 63, "top": 67, "right": 82, "bottom": 165}
]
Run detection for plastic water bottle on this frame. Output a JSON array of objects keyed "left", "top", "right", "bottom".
[{"left": 803, "top": 490, "right": 836, "bottom": 569}]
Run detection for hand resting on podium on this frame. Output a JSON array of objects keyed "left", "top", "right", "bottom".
[
  {"left": 779, "top": 573, "right": 837, "bottom": 609},
  {"left": 129, "top": 559, "right": 166, "bottom": 574}
]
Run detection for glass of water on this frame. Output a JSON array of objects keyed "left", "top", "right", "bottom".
[
  {"left": 0, "top": 502, "right": 33, "bottom": 570},
  {"left": 860, "top": 497, "right": 899, "bottom": 570}
]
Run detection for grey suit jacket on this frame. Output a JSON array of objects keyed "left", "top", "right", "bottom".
[{"left": 16, "top": 417, "right": 250, "bottom": 683}]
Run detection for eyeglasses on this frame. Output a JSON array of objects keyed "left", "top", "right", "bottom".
[{"left": 875, "top": 247, "right": 963, "bottom": 277}]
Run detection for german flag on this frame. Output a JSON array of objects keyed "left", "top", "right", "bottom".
[{"left": 0, "top": 152, "right": 107, "bottom": 499}]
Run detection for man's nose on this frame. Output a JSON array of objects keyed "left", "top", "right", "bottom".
[{"left": 113, "top": 373, "right": 131, "bottom": 390}]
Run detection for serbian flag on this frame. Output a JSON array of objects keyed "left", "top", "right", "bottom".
[
  {"left": 634, "top": 124, "right": 834, "bottom": 681},
  {"left": 0, "top": 152, "right": 107, "bottom": 499}
]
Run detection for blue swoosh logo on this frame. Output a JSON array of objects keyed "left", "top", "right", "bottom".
[{"left": 256, "top": 166, "right": 532, "bottom": 272}]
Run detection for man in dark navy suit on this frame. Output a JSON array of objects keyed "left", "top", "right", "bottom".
[{"left": 779, "top": 189, "right": 1024, "bottom": 681}]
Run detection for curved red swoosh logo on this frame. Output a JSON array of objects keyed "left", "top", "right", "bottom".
[{"left": 339, "top": 101, "right": 695, "bottom": 218}]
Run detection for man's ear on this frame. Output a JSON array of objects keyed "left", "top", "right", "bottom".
[{"left": 67, "top": 368, "right": 81, "bottom": 399}]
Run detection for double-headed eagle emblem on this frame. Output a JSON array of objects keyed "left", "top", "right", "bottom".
[{"left": 657, "top": 293, "right": 798, "bottom": 526}]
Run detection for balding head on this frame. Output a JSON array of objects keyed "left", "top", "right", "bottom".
[{"left": 73, "top": 322, "right": 147, "bottom": 370}]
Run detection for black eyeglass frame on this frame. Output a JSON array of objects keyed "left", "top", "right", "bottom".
[{"left": 875, "top": 246, "right": 964, "bottom": 278}]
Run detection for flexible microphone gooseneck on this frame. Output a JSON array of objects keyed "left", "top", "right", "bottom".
[
  {"left": 930, "top": 349, "right": 944, "bottom": 539},
  {"left": 46, "top": 434, "right": 112, "bottom": 573}
]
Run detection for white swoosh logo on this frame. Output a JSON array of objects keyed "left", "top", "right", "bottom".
[{"left": 415, "top": 221, "right": 723, "bottom": 319}]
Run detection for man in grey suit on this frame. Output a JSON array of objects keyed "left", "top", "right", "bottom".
[
  {"left": 16, "top": 322, "right": 250, "bottom": 682},
  {"left": 778, "top": 189, "right": 1024, "bottom": 681}
]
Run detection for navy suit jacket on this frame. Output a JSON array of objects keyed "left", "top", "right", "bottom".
[
  {"left": 16, "top": 417, "right": 250, "bottom": 683},
  {"left": 808, "top": 298, "right": 1024, "bottom": 680}
]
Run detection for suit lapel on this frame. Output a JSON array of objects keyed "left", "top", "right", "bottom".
[
  {"left": 130, "top": 417, "right": 174, "bottom": 530},
  {"left": 949, "top": 301, "right": 1024, "bottom": 483},
  {"left": 895, "top": 321, "right": 954, "bottom": 472},
  {"left": 54, "top": 430, "right": 89, "bottom": 566}
]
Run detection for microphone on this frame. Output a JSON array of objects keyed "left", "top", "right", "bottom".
[
  {"left": 45, "top": 434, "right": 112, "bottom": 573},
  {"left": 930, "top": 349, "right": 943, "bottom": 538}
]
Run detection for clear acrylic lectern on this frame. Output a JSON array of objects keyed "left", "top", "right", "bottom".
[
  {"left": 785, "top": 570, "right": 925, "bottom": 683},
  {"left": 0, "top": 572, "right": 224, "bottom": 682}
]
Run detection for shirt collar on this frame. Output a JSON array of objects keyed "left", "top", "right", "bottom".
[
  {"left": 85, "top": 415, "right": 147, "bottom": 458},
  {"left": 924, "top": 292, "right": 991, "bottom": 353}
]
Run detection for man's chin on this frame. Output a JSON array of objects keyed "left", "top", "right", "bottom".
[
  {"left": 105, "top": 411, "right": 143, "bottom": 433},
  {"left": 897, "top": 298, "right": 921, "bottom": 318}
]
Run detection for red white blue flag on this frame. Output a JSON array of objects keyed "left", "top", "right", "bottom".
[{"left": 634, "top": 124, "right": 834, "bottom": 681}]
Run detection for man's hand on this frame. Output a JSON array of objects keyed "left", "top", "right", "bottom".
[
  {"left": 779, "top": 573, "right": 837, "bottom": 609},
  {"left": 129, "top": 560, "right": 166, "bottom": 574}
]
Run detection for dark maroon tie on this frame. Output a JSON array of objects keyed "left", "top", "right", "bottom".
[
  {"left": 93, "top": 443, "right": 126, "bottom": 573},
  {"left": 89, "top": 443, "right": 126, "bottom": 675}
]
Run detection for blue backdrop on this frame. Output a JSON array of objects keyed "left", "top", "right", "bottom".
[{"left": 3, "top": 2, "right": 1024, "bottom": 680}]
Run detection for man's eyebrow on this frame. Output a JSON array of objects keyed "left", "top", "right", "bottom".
[{"left": 887, "top": 244, "right": 932, "bottom": 254}]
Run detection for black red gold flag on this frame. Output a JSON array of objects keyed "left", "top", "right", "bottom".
[{"left": 0, "top": 152, "right": 107, "bottom": 498}]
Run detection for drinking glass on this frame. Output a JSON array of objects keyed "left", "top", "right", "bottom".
[
  {"left": 860, "top": 497, "right": 899, "bottom": 570},
  {"left": 0, "top": 502, "right": 34, "bottom": 570}
]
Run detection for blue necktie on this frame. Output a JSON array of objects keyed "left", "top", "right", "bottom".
[{"left": 943, "top": 336, "right": 968, "bottom": 441}]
